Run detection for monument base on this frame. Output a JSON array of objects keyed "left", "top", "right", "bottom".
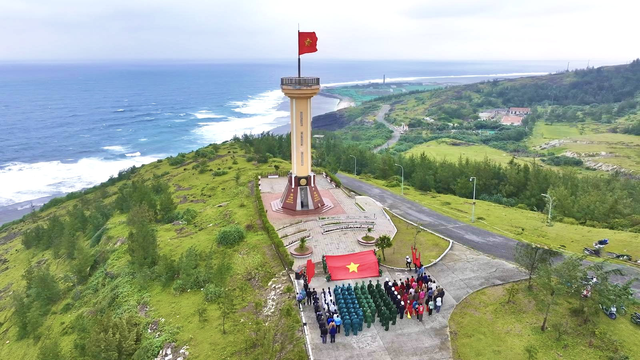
[{"left": 279, "top": 173, "right": 325, "bottom": 211}]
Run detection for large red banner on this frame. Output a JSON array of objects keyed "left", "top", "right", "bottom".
[
  {"left": 306, "top": 259, "right": 315, "bottom": 284},
  {"left": 325, "top": 250, "right": 379, "bottom": 280}
]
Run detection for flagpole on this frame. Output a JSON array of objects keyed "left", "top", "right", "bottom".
[{"left": 297, "top": 26, "right": 301, "bottom": 78}]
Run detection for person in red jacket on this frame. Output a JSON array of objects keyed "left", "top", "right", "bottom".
[
  {"left": 404, "top": 300, "right": 413, "bottom": 319},
  {"left": 417, "top": 304, "right": 425, "bottom": 321}
]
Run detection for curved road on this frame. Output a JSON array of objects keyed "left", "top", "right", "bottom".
[
  {"left": 337, "top": 173, "right": 640, "bottom": 297},
  {"left": 372, "top": 105, "right": 399, "bottom": 153}
]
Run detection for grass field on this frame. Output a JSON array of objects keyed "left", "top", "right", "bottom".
[
  {"left": 528, "top": 122, "right": 640, "bottom": 173},
  {"left": 382, "top": 210, "right": 449, "bottom": 268},
  {"left": 0, "top": 143, "right": 306, "bottom": 359},
  {"left": 450, "top": 281, "right": 640, "bottom": 360},
  {"left": 344, "top": 174, "right": 640, "bottom": 263},
  {"left": 404, "top": 138, "right": 531, "bottom": 166}
]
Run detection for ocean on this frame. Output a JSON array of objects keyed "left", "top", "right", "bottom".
[{"left": 0, "top": 60, "right": 570, "bottom": 224}]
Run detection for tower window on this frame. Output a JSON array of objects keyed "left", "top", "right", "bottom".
[
  {"left": 301, "top": 152, "right": 304, "bottom": 166},
  {"left": 300, "top": 112, "right": 303, "bottom": 126},
  {"left": 301, "top": 131, "right": 303, "bottom": 146}
]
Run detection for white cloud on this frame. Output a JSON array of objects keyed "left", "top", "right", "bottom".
[{"left": 0, "top": 0, "right": 637, "bottom": 61}]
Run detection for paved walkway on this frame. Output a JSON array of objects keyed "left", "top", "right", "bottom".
[
  {"left": 301, "top": 244, "right": 526, "bottom": 360},
  {"left": 337, "top": 174, "right": 640, "bottom": 297},
  {"left": 372, "top": 105, "right": 399, "bottom": 153},
  {"left": 259, "top": 176, "right": 397, "bottom": 269}
]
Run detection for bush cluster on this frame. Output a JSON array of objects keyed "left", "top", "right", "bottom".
[
  {"left": 216, "top": 225, "right": 246, "bottom": 246},
  {"left": 254, "top": 179, "right": 294, "bottom": 268}
]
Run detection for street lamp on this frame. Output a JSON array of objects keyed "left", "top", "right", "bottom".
[
  {"left": 469, "top": 177, "right": 477, "bottom": 223},
  {"left": 395, "top": 163, "right": 404, "bottom": 195},
  {"left": 541, "top": 193, "right": 554, "bottom": 226},
  {"left": 349, "top": 155, "right": 357, "bottom": 176}
]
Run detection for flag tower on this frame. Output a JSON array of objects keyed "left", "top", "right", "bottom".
[{"left": 277, "top": 31, "right": 325, "bottom": 211}]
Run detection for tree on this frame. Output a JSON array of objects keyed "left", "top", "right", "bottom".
[
  {"left": 38, "top": 337, "right": 64, "bottom": 360},
  {"left": 579, "top": 262, "right": 633, "bottom": 324},
  {"left": 514, "top": 242, "right": 558, "bottom": 288},
  {"left": 127, "top": 208, "right": 159, "bottom": 269},
  {"left": 71, "top": 242, "right": 94, "bottom": 285},
  {"left": 157, "top": 191, "right": 177, "bottom": 223},
  {"left": 534, "top": 256, "right": 584, "bottom": 331},
  {"left": 376, "top": 235, "right": 392, "bottom": 261},
  {"left": 215, "top": 287, "right": 238, "bottom": 335}
]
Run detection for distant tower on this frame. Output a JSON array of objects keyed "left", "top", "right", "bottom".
[
  {"left": 278, "top": 77, "right": 326, "bottom": 211},
  {"left": 383, "top": 74, "right": 386, "bottom": 84}
]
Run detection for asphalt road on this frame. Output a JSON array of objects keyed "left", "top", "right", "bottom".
[
  {"left": 337, "top": 173, "right": 640, "bottom": 297},
  {"left": 372, "top": 105, "right": 399, "bottom": 153}
]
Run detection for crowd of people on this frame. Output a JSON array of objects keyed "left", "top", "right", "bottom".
[{"left": 295, "top": 270, "right": 447, "bottom": 344}]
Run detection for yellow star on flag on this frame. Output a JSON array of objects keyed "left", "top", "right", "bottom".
[
  {"left": 346, "top": 262, "right": 360, "bottom": 273},
  {"left": 305, "top": 38, "right": 312, "bottom": 46}
]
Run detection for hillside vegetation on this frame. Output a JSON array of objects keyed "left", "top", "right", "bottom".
[{"left": 0, "top": 142, "right": 305, "bottom": 360}]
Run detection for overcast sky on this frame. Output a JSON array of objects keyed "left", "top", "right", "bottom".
[{"left": 1, "top": 0, "right": 638, "bottom": 62}]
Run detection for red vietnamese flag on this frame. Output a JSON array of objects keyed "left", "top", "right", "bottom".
[
  {"left": 298, "top": 32, "right": 318, "bottom": 55},
  {"left": 324, "top": 250, "right": 379, "bottom": 280},
  {"left": 306, "top": 259, "right": 315, "bottom": 284}
]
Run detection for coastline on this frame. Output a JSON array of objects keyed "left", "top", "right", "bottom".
[{"left": 269, "top": 92, "right": 353, "bottom": 135}]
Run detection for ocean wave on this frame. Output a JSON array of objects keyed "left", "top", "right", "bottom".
[
  {"left": 102, "top": 145, "right": 128, "bottom": 152},
  {"left": 321, "top": 72, "right": 549, "bottom": 88},
  {"left": 228, "top": 90, "right": 285, "bottom": 115},
  {"left": 192, "top": 110, "right": 225, "bottom": 119},
  {"left": 194, "top": 111, "right": 288, "bottom": 144},
  {"left": 0, "top": 155, "right": 162, "bottom": 207}
]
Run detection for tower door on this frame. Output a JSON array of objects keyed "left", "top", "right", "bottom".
[{"left": 299, "top": 186, "right": 309, "bottom": 210}]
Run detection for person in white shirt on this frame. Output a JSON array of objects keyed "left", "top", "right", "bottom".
[
  {"left": 405, "top": 256, "right": 412, "bottom": 269},
  {"left": 435, "top": 297, "right": 442, "bottom": 313}
]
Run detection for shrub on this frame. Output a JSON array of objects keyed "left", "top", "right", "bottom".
[
  {"left": 172, "top": 280, "right": 186, "bottom": 294},
  {"left": 516, "top": 204, "right": 529, "bottom": 210},
  {"left": 560, "top": 217, "right": 579, "bottom": 225},
  {"left": 216, "top": 225, "right": 246, "bottom": 246},
  {"left": 212, "top": 170, "right": 228, "bottom": 177},
  {"left": 203, "top": 284, "right": 223, "bottom": 303}
]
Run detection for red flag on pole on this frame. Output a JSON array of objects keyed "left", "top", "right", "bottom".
[
  {"left": 298, "top": 32, "right": 318, "bottom": 55},
  {"left": 411, "top": 246, "right": 417, "bottom": 265},
  {"left": 324, "top": 250, "right": 379, "bottom": 280},
  {"left": 306, "top": 259, "right": 315, "bottom": 284},
  {"left": 417, "top": 252, "right": 422, "bottom": 268}
]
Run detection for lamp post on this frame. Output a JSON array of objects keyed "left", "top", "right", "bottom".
[
  {"left": 349, "top": 155, "right": 357, "bottom": 176},
  {"left": 469, "top": 177, "right": 477, "bottom": 223},
  {"left": 395, "top": 163, "right": 404, "bottom": 195},
  {"left": 541, "top": 193, "right": 554, "bottom": 226}
]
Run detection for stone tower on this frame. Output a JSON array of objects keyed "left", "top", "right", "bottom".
[{"left": 278, "top": 77, "right": 325, "bottom": 211}]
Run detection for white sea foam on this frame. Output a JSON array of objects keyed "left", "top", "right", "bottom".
[
  {"left": 0, "top": 155, "right": 162, "bottom": 207},
  {"left": 125, "top": 152, "right": 141, "bottom": 157},
  {"left": 228, "top": 90, "right": 285, "bottom": 115},
  {"left": 321, "top": 72, "right": 549, "bottom": 88},
  {"left": 102, "top": 145, "right": 127, "bottom": 152},
  {"left": 192, "top": 110, "right": 225, "bottom": 119}
]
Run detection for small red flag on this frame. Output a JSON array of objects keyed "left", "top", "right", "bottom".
[
  {"left": 298, "top": 32, "right": 318, "bottom": 55},
  {"left": 306, "top": 259, "right": 315, "bottom": 284},
  {"left": 324, "top": 250, "right": 379, "bottom": 280}
]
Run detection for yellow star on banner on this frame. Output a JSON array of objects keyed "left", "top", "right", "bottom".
[
  {"left": 346, "top": 262, "right": 360, "bottom": 273},
  {"left": 305, "top": 38, "right": 312, "bottom": 46}
]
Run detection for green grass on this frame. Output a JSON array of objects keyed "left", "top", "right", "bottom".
[
  {"left": 382, "top": 209, "right": 449, "bottom": 267},
  {"left": 450, "top": 281, "right": 640, "bottom": 360},
  {"left": 529, "top": 122, "right": 640, "bottom": 173},
  {"left": 0, "top": 144, "right": 306, "bottom": 359},
  {"left": 404, "top": 138, "right": 530, "bottom": 166},
  {"left": 344, "top": 173, "right": 640, "bottom": 262}
]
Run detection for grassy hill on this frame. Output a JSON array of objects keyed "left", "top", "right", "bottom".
[{"left": 0, "top": 142, "right": 306, "bottom": 360}]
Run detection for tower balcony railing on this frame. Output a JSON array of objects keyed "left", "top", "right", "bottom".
[{"left": 281, "top": 77, "right": 320, "bottom": 87}]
